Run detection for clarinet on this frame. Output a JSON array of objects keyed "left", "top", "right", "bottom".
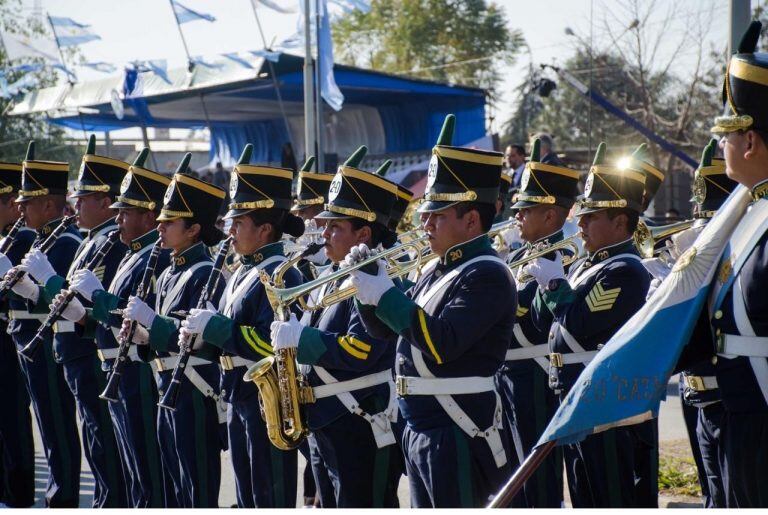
[
  {"left": 0, "top": 215, "right": 77, "bottom": 296},
  {"left": 158, "top": 236, "right": 233, "bottom": 410},
  {"left": 100, "top": 240, "right": 163, "bottom": 402},
  {"left": 0, "top": 217, "right": 26, "bottom": 254},
  {"left": 19, "top": 230, "right": 121, "bottom": 362}
]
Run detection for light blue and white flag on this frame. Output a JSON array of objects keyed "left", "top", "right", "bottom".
[
  {"left": 0, "top": 30, "right": 60, "bottom": 62},
  {"left": 7, "top": 63, "right": 45, "bottom": 74},
  {"left": 171, "top": 0, "right": 216, "bottom": 23},
  {"left": 48, "top": 16, "right": 101, "bottom": 47},
  {"left": 144, "top": 59, "right": 172, "bottom": 83},
  {"left": 249, "top": 49, "right": 281, "bottom": 63},
  {"left": 222, "top": 52, "right": 254, "bottom": 69},
  {"left": 254, "top": 0, "right": 298, "bottom": 14},
  {"left": 82, "top": 61, "right": 116, "bottom": 73},
  {"left": 191, "top": 55, "right": 224, "bottom": 69},
  {"left": 317, "top": 0, "right": 344, "bottom": 111},
  {"left": 536, "top": 185, "right": 752, "bottom": 447},
  {"left": 329, "top": 0, "right": 371, "bottom": 15}
]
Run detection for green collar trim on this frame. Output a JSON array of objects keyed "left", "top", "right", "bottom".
[
  {"left": 38, "top": 217, "right": 64, "bottom": 237},
  {"left": 130, "top": 229, "right": 159, "bottom": 253},
  {"left": 585, "top": 237, "right": 637, "bottom": 265},
  {"left": 88, "top": 216, "right": 117, "bottom": 239},
  {"left": 241, "top": 241, "right": 284, "bottom": 266},
  {"left": 172, "top": 241, "right": 207, "bottom": 270},
  {"left": 442, "top": 234, "right": 493, "bottom": 268},
  {"left": 752, "top": 179, "right": 768, "bottom": 202}
]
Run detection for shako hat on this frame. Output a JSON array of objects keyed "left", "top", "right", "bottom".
[
  {"left": 0, "top": 161, "right": 23, "bottom": 195},
  {"left": 17, "top": 141, "right": 69, "bottom": 202},
  {"left": 512, "top": 138, "right": 579, "bottom": 210},
  {"left": 157, "top": 153, "right": 226, "bottom": 228},
  {"left": 110, "top": 148, "right": 170, "bottom": 212},
  {"left": 292, "top": 156, "right": 334, "bottom": 212},
  {"left": 225, "top": 144, "right": 294, "bottom": 218},
  {"left": 70, "top": 135, "right": 130, "bottom": 198},
  {"left": 626, "top": 143, "right": 665, "bottom": 210},
  {"left": 692, "top": 138, "right": 737, "bottom": 218},
  {"left": 575, "top": 142, "right": 646, "bottom": 215}
]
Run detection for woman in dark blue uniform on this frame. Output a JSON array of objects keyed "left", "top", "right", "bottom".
[{"left": 122, "top": 155, "right": 227, "bottom": 507}]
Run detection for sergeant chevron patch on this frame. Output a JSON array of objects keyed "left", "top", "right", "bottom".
[
  {"left": 586, "top": 281, "right": 621, "bottom": 312},
  {"left": 516, "top": 305, "right": 529, "bottom": 317}
]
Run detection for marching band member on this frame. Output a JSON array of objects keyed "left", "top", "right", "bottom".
[
  {"left": 0, "top": 161, "right": 35, "bottom": 507},
  {"left": 707, "top": 21, "right": 768, "bottom": 507},
  {"left": 496, "top": 138, "right": 580, "bottom": 507},
  {"left": 351, "top": 115, "right": 516, "bottom": 507},
  {"left": 524, "top": 142, "right": 651, "bottom": 507},
  {"left": 7, "top": 144, "right": 83, "bottom": 507},
  {"left": 66, "top": 153, "right": 173, "bottom": 507},
  {"left": 291, "top": 156, "right": 332, "bottom": 284},
  {"left": 122, "top": 158, "right": 228, "bottom": 507},
  {"left": 179, "top": 146, "right": 304, "bottom": 507},
  {"left": 270, "top": 146, "right": 404, "bottom": 508},
  {"left": 24, "top": 136, "right": 130, "bottom": 507}
]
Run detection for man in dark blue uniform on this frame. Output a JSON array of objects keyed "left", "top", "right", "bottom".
[
  {"left": 66, "top": 152, "right": 173, "bottom": 507},
  {"left": 496, "top": 138, "right": 580, "bottom": 507},
  {"left": 350, "top": 116, "right": 516, "bottom": 508},
  {"left": 270, "top": 146, "right": 404, "bottom": 508},
  {"left": 707, "top": 21, "right": 768, "bottom": 507},
  {"left": 179, "top": 144, "right": 304, "bottom": 507},
  {"left": 122, "top": 157, "right": 227, "bottom": 507},
  {"left": 291, "top": 156, "right": 333, "bottom": 284},
  {"left": 524, "top": 142, "right": 651, "bottom": 507},
  {"left": 0, "top": 161, "right": 35, "bottom": 507},
  {"left": 5, "top": 144, "right": 83, "bottom": 507}
]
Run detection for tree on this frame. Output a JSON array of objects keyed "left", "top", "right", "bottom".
[
  {"left": 332, "top": 0, "right": 523, "bottom": 108},
  {"left": 0, "top": 0, "right": 83, "bottom": 166}
]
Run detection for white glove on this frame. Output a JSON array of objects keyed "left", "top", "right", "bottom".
[
  {"left": 500, "top": 225, "right": 523, "bottom": 249},
  {"left": 18, "top": 249, "right": 56, "bottom": 284},
  {"left": 307, "top": 245, "right": 328, "bottom": 265},
  {"left": 270, "top": 313, "right": 305, "bottom": 351},
  {"left": 181, "top": 307, "right": 216, "bottom": 336},
  {"left": 646, "top": 278, "right": 662, "bottom": 301},
  {"left": 666, "top": 227, "right": 701, "bottom": 261},
  {"left": 118, "top": 318, "right": 148, "bottom": 346},
  {"left": 10, "top": 271, "right": 39, "bottom": 302},
  {"left": 124, "top": 296, "right": 156, "bottom": 328},
  {"left": 349, "top": 258, "right": 394, "bottom": 306},
  {"left": 178, "top": 327, "right": 206, "bottom": 351},
  {"left": 642, "top": 257, "right": 671, "bottom": 282},
  {"left": 54, "top": 292, "right": 86, "bottom": 322},
  {"left": 342, "top": 243, "right": 373, "bottom": 269},
  {"left": 0, "top": 253, "right": 11, "bottom": 277},
  {"left": 522, "top": 251, "right": 565, "bottom": 288},
  {"left": 69, "top": 269, "right": 104, "bottom": 302}
]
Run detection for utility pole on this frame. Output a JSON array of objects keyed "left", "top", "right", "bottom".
[
  {"left": 303, "top": 0, "right": 317, "bottom": 169},
  {"left": 729, "top": 0, "right": 751, "bottom": 56}
]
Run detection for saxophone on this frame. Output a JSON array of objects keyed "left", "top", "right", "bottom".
[{"left": 242, "top": 248, "right": 317, "bottom": 451}]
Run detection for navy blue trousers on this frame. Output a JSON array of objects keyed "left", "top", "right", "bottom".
[
  {"left": 61, "top": 352, "right": 127, "bottom": 507},
  {"left": 721, "top": 410, "right": 768, "bottom": 507},
  {"left": 497, "top": 364, "right": 563, "bottom": 507},
  {"left": 307, "top": 434, "right": 337, "bottom": 508},
  {"left": 227, "top": 396, "right": 297, "bottom": 507},
  {"left": 401, "top": 423, "right": 510, "bottom": 508},
  {"left": 156, "top": 368, "right": 223, "bottom": 507},
  {"left": 0, "top": 333, "right": 34, "bottom": 507},
  {"left": 13, "top": 330, "right": 81, "bottom": 507},
  {"left": 696, "top": 403, "right": 726, "bottom": 508},
  {"left": 310, "top": 411, "right": 402, "bottom": 507}
]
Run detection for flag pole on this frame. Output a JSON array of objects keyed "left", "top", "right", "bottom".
[
  {"left": 302, "top": 0, "right": 316, "bottom": 167},
  {"left": 248, "top": 0, "right": 295, "bottom": 156},
  {"left": 313, "top": 0, "right": 324, "bottom": 172},
  {"left": 45, "top": 13, "right": 75, "bottom": 85},
  {"left": 486, "top": 441, "right": 556, "bottom": 508}
]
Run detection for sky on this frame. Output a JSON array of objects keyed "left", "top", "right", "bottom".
[{"left": 12, "top": 0, "right": 733, "bottom": 138}]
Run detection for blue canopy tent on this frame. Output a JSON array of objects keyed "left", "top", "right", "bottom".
[{"left": 10, "top": 53, "right": 488, "bottom": 167}]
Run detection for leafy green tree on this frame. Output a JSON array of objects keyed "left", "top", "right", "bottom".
[{"left": 332, "top": 0, "right": 523, "bottom": 107}]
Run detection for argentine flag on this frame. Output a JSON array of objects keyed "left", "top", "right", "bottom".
[
  {"left": 48, "top": 16, "right": 101, "bottom": 47},
  {"left": 537, "top": 185, "right": 753, "bottom": 447},
  {"left": 171, "top": 0, "right": 216, "bottom": 24}
]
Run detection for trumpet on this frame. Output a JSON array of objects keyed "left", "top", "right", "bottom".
[
  {"left": 507, "top": 235, "right": 582, "bottom": 281},
  {"left": 633, "top": 219, "right": 695, "bottom": 259}
]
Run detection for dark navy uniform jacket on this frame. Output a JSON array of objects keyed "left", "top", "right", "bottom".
[
  {"left": 87, "top": 230, "right": 170, "bottom": 370},
  {"left": 141, "top": 242, "right": 225, "bottom": 393},
  {"left": 359, "top": 235, "right": 516, "bottom": 432},
  {"left": 44, "top": 218, "right": 128, "bottom": 364},
  {"left": 534, "top": 238, "right": 649, "bottom": 392},
  {"left": 9, "top": 218, "right": 82, "bottom": 339},
  {"left": 295, "top": 262, "right": 396, "bottom": 431},
  {"left": 203, "top": 241, "right": 302, "bottom": 404},
  {"left": 1, "top": 224, "right": 35, "bottom": 329},
  {"left": 711, "top": 187, "right": 768, "bottom": 413}
]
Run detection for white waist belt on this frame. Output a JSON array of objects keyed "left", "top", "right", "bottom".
[
  {"left": 550, "top": 350, "right": 599, "bottom": 366},
  {"left": 505, "top": 344, "right": 550, "bottom": 361},
  {"left": 313, "top": 369, "right": 392, "bottom": 399},
  {"left": 682, "top": 374, "right": 719, "bottom": 391},
  {"left": 97, "top": 347, "right": 139, "bottom": 362},
  {"left": 718, "top": 334, "right": 768, "bottom": 358},
  {"left": 53, "top": 321, "right": 75, "bottom": 333},
  {"left": 395, "top": 375, "right": 495, "bottom": 396},
  {"left": 9, "top": 310, "right": 46, "bottom": 321},
  {"left": 219, "top": 355, "right": 256, "bottom": 371},
  {"left": 150, "top": 355, "right": 214, "bottom": 373}
]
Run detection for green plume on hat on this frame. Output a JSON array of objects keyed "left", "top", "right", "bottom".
[
  {"left": 300, "top": 156, "right": 316, "bottom": 172},
  {"left": 592, "top": 142, "right": 606, "bottom": 166},
  {"left": 436, "top": 114, "right": 455, "bottom": 146},
  {"left": 132, "top": 148, "right": 150, "bottom": 167},
  {"left": 175, "top": 153, "right": 192, "bottom": 174},
  {"left": 739, "top": 20, "right": 762, "bottom": 54},
  {"left": 25, "top": 141, "right": 34, "bottom": 161},
  {"left": 85, "top": 134, "right": 96, "bottom": 155},
  {"left": 530, "top": 138, "right": 541, "bottom": 162},
  {"left": 344, "top": 146, "right": 367, "bottom": 168},
  {"left": 699, "top": 139, "right": 717, "bottom": 168},
  {"left": 237, "top": 144, "right": 253, "bottom": 165},
  {"left": 630, "top": 143, "right": 649, "bottom": 163},
  {"left": 375, "top": 159, "right": 392, "bottom": 176}
]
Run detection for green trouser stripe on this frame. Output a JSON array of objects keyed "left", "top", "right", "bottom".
[
  {"left": 44, "top": 342, "right": 74, "bottom": 496},
  {"left": 138, "top": 365, "right": 163, "bottom": 506},
  {"left": 192, "top": 388, "right": 210, "bottom": 506},
  {"left": 269, "top": 446, "right": 286, "bottom": 506},
  {"left": 93, "top": 357, "right": 122, "bottom": 505},
  {"left": 602, "top": 429, "right": 621, "bottom": 506},
  {"left": 453, "top": 425, "right": 473, "bottom": 507},
  {"left": 371, "top": 443, "right": 391, "bottom": 507}
]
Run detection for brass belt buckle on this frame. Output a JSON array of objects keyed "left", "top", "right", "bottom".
[
  {"left": 549, "top": 353, "right": 563, "bottom": 368},
  {"left": 219, "top": 355, "right": 234, "bottom": 371},
  {"left": 154, "top": 358, "right": 165, "bottom": 372},
  {"left": 96, "top": 349, "right": 106, "bottom": 362},
  {"left": 395, "top": 376, "right": 408, "bottom": 397},
  {"left": 686, "top": 375, "right": 706, "bottom": 392}
]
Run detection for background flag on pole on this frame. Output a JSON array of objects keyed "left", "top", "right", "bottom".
[
  {"left": 82, "top": 61, "right": 117, "bottom": 73},
  {"left": 536, "top": 185, "right": 752, "bottom": 447},
  {"left": 48, "top": 16, "right": 101, "bottom": 47},
  {"left": 0, "top": 30, "right": 60, "bottom": 62},
  {"left": 171, "top": 0, "right": 216, "bottom": 23},
  {"left": 254, "top": 0, "right": 298, "bottom": 14},
  {"left": 317, "top": 0, "right": 344, "bottom": 111}
]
